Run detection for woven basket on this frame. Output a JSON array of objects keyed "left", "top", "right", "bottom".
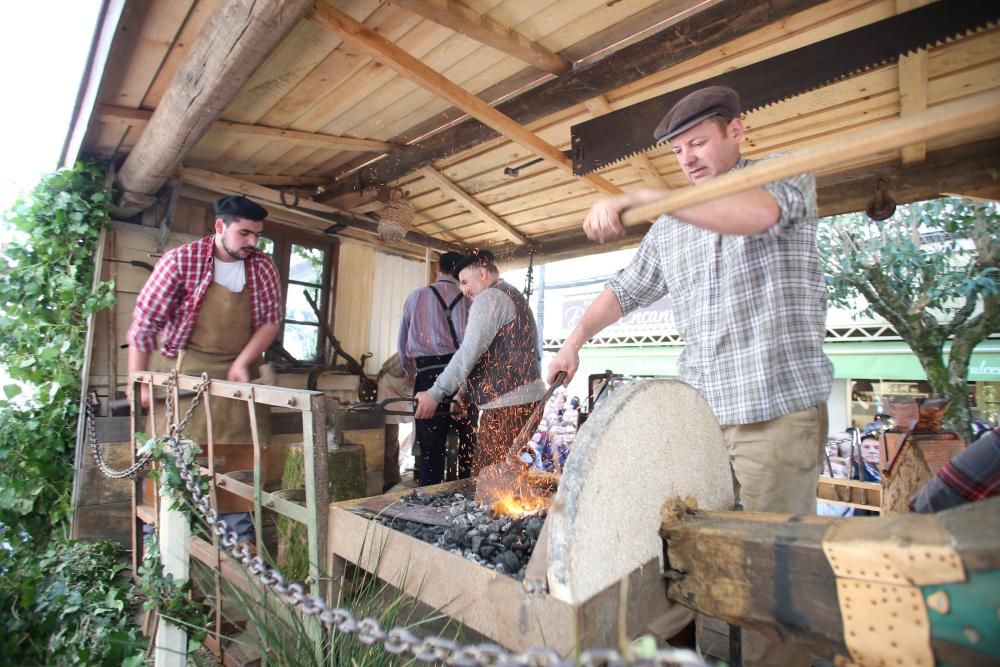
[{"left": 378, "top": 189, "right": 414, "bottom": 242}]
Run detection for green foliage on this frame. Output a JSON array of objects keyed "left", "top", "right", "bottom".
[
  {"left": 817, "top": 196, "right": 1000, "bottom": 439},
  {"left": 0, "top": 161, "right": 116, "bottom": 538},
  {"left": 0, "top": 533, "right": 145, "bottom": 664},
  {"left": 137, "top": 534, "right": 209, "bottom": 649}
]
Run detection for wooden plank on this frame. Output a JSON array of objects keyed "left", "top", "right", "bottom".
[
  {"left": 97, "top": 104, "right": 395, "bottom": 152},
  {"left": 899, "top": 49, "right": 929, "bottom": 165},
  {"left": 618, "top": 91, "right": 1000, "bottom": 226},
  {"left": 309, "top": 3, "right": 621, "bottom": 197},
  {"left": 417, "top": 166, "right": 529, "bottom": 243},
  {"left": 388, "top": 0, "right": 570, "bottom": 74},
  {"left": 114, "top": 0, "right": 316, "bottom": 217}
]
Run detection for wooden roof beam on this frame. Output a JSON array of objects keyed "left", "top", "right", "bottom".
[
  {"left": 98, "top": 104, "right": 395, "bottom": 154},
  {"left": 113, "top": 0, "right": 315, "bottom": 218},
  {"left": 308, "top": 3, "right": 621, "bottom": 198},
  {"left": 418, "top": 166, "right": 531, "bottom": 245},
  {"left": 388, "top": 0, "right": 571, "bottom": 75},
  {"left": 177, "top": 167, "right": 460, "bottom": 254}
]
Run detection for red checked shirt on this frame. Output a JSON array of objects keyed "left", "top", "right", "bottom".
[{"left": 127, "top": 235, "right": 283, "bottom": 358}]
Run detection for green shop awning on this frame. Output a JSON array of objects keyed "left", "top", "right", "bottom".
[
  {"left": 823, "top": 341, "right": 1000, "bottom": 381},
  {"left": 573, "top": 342, "right": 1000, "bottom": 381}
]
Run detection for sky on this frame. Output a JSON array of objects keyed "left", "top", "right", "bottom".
[{"left": 0, "top": 2, "right": 102, "bottom": 212}]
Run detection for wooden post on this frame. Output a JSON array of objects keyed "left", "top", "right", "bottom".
[{"left": 154, "top": 491, "right": 190, "bottom": 666}]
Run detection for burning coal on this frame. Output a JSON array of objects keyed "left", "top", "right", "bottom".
[{"left": 374, "top": 490, "right": 546, "bottom": 579}]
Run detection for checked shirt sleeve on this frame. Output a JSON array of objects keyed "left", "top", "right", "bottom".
[
  {"left": 605, "top": 220, "right": 670, "bottom": 316},
  {"left": 250, "top": 256, "right": 284, "bottom": 327},
  {"left": 127, "top": 250, "right": 184, "bottom": 353},
  {"left": 757, "top": 156, "right": 817, "bottom": 238}
]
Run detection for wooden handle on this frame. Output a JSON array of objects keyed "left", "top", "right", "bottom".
[{"left": 620, "top": 89, "right": 1000, "bottom": 226}]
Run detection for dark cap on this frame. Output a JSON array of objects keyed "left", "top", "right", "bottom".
[
  {"left": 438, "top": 251, "right": 464, "bottom": 277},
  {"left": 214, "top": 195, "right": 268, "bottom": 221},
  {"left": 453, "top": 249, "right": 496, "bottom": 274},
  {"left": 654, "top": 86, "right": 741, "bottom": 143}
]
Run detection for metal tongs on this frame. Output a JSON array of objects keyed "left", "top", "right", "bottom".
[{"left": 346, "top": 397, "right": 453, "bottom": 416}]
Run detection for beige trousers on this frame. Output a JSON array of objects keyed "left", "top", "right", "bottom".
[{"left": 720, "top": 403, "right": 828, "bottom": 667}]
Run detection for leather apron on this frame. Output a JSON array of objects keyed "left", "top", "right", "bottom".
[{"left": 148, "top": 279, "right": 279, "bottom": 511}]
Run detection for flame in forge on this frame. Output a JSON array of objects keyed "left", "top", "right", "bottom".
[{"left": 491, "top": 490, "right": 549, "bottom": 518}]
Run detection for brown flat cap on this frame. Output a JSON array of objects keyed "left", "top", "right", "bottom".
[{"left": 654, "top": 86, "right": 741, "bottom": 143}]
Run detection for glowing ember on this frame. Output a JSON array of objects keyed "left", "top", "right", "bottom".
[{"left": 491, "top": 491, "right": 549, "bottom": 518}]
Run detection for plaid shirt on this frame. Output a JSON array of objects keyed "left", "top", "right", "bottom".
[
  {"left": 127, "top": 235, "right": 283, "bottom": 358},
  {"left": 910, "top": 428, "right": 1000, "bottom": 513},
  {"left": 606, "top": 156, "right": 832, "bottom": 425}
]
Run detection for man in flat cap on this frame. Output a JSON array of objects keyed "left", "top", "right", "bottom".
[
  {"left": 127, "top": 194, "right": 283, "bottom": 540},
  {"left": 397, "top": 251, "right": 476, "bottom": 486},
  {"left": 413, "top": 250, "right": 546, "bottom": 476},
  {"left": 549, "top": 86, "right": 831, "bottom": 666}
]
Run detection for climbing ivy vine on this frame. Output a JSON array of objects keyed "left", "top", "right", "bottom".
[
  {"left": 0, "top": 162, "right": 143, "bottom": 665},
  {"left": 0, "top": 160, "right": 116, "bottom": 538}
]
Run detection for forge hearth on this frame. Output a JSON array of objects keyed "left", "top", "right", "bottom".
[
  {"left": 371, "top": 489, "right": 547, "bottom": 579},
  {"left": 326, "top": 380, "right": 737, "bottom": 654}
]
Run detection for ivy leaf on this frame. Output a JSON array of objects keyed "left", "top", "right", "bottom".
[{"left": 3, "top": 384, "right": 21, "bottom": 400}]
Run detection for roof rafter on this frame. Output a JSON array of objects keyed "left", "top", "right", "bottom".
[
  {"left": 417, "top": 166, "right": 531, "bottom": 245},
  {"left": 388, "top": 0, "right": 571, "bottom": 75},
  {"left": 97, "top": 104, "right": 395, "bottom": 153},
  {"left": 308, "top": 2, "right": 621, "bottom": 198}
]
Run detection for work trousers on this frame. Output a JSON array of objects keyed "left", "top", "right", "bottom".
[
  {"left": 721, "top": 402, "right": 828, "bottom": 667},
  {"left": 414, "top": 355, "right": 476, "bottom": 485}
]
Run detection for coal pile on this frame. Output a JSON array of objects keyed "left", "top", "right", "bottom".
[{"left": 373, "top": 490, "right": 545, "bottom": 580}]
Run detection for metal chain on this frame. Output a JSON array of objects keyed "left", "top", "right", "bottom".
[
  {"left": 152, "top": 431, "right": 704, "bottom": 667},
  {"left": 87, "top": 372, "right": 210, "bottom": 480}
]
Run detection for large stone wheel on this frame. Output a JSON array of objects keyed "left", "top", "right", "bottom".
[{"left": 547, "top": 379, "right": 736, "bottom": 604}]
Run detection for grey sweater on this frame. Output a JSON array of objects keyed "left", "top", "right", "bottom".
[{"left": 428, "top": 281, "right": 546, "bottom": 409}]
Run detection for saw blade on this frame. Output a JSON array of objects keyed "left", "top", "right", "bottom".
[{"left": 571, "top": 1, "right": 999, "bottom": 176}]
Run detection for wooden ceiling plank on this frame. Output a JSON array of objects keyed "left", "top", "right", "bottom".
[
  {"left": 97, "top": 104, "right": 394, "bottom": 152},
  {"left": 899, "top": 50, "right": 929, "bottom": 165},
  {"left": 316, "top": 0, "right": 826, "bottom": 202},
  {"left": 418, "top": 166, "right": 530, "bottom": 244},
  {"left": 309, "top": 2, "right": 621, "bottom": 197},
  {"left": 114, "top": 0, "right": 316, "bottom": 217},
  {"left": 388, "top": 0, "right": 570, "bottom": 74},
  {"left": 141, "top": 0, "right": 220, "bottom": 108},
  {"left": 227, "top": 174, "right": 330, "bottom": 187},
  {"left": 100, "top": 0, "right": 197, "bottom": 110}
]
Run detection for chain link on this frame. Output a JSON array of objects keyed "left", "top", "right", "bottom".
[
  {"left": 140, "top": 378, "right": 704, "bottom": 667},
  {"left": 87, "top": 372, "right": 210, "bottom": 480}
]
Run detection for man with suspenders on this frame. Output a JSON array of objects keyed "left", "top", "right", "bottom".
[{"left": 397, "top": 252, "right": 477, "bottom": 485}]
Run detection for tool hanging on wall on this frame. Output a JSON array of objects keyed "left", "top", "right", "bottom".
[{"left": 303, "top": 290, "right": 378, "bottom": 402}]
